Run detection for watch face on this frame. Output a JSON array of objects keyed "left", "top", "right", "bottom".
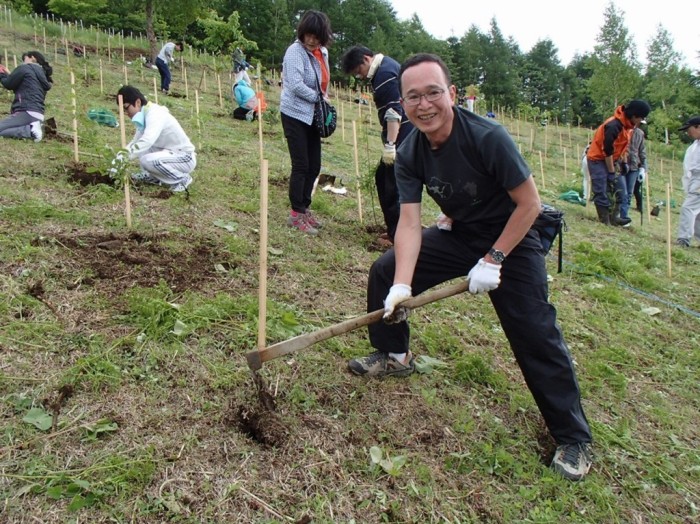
[{"left": 489, "top": 249, "right": 505, "bottom": 263}]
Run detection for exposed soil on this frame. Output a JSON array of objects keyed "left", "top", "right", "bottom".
[
  {"left": 29, "top": 230, "right": 226, "bottom": 295},
  {"left": 66, "top": 160, "right": 115, "bottom": 186},
  {"left": 226, "top": 402, "right": 288, "bottom": 447}
]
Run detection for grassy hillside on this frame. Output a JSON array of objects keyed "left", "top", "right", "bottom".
[{"left": 1, "top": 13, "right": 699, "bottom": 524}]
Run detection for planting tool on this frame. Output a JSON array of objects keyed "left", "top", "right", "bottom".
[{"left": 246, "top": 279, "right": 469, "bottom": 371}]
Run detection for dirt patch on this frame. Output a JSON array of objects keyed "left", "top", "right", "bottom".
[
  {"left": 224, "top": 373, "right": 288, "bottom": 447},
  {"left": 31, "top": 230, "right": 225, "bottom": 294},
  {"left": 65, "top": 160, "right": 115, "bottom": 186}
]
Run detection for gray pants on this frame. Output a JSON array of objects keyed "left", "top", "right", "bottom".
[
  {"left": 0, "top": 112, "right": 36, "bottom": 139},
  {"left": 677, "top": 175, "right": 700, "bottom": 243}
]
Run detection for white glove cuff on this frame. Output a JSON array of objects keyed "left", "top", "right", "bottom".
[{"left": 391, "top": 283, "right": 411, "bottom": 294}]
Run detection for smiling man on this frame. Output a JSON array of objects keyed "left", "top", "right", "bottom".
[{"left": 347, "top": 53, "right": 594, "bottom": 481}]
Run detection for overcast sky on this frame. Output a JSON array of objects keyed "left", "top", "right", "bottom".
[{"left": 391, "top": 0, "right": 698, "bottom": 69}]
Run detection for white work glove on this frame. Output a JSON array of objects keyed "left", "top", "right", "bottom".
[
  {"left": 638, "top": 167, "right": 646, "bottom": 183},
  {"left": 467, "top": 258, "right": 502, "bottom": 294},
  {"left": 383, "top": 283, "right": 412, "bottom": 320},
  {"left": 382, "top": 143, "right": 396, "bottom": 165}
]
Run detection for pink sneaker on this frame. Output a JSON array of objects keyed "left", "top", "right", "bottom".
[
  {"left": 287, "top": 211, "right": 318, "bottom": 235},
  {"left": 304, "top": 209, "right": 323, "bottom": 229}
]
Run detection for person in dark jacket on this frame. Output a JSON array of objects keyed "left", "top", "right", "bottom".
[
  {"left": 341, "top": 46, "right": 414, "bottom": 244},
  {"left": 0, "top": 51, "right": 53, "bottom": 142}
]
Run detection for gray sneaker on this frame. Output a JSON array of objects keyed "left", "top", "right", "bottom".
[
  {"left": 551, "top": 442, "right": 593, "bottom": 481},
  {"left": 131, "top": 172, "right": 162, "bottom": 185},
  {"left": 348, "top": 350, "right": 415, "bottom": 378},
  {"left": 676, "top": 238, "right": 690, "bottom": 248},
  {"left": 287, "top": 212, "right": 318, "bottom": 235},
  {"left": 170, "top": 175, "right": 193, "bottom": 193}
]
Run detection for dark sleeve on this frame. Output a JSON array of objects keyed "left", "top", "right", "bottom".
[
  {"left": 481, "top": 124, "right": 532, "bottom": 190},
  {"left": 0, "top": 67, "right": 25, "bottom": 90},
  {"left": 395, "top": 131, "right": 424, "bottom": 204},
  {"left": 372, "top": 72, "right": 402, "bottom": 117},
  {"left": 639, "top": 136, "right": 647, "bottom": 168},
  {"left": 602, "top": 119, "right": 623, "bottom": 157}
]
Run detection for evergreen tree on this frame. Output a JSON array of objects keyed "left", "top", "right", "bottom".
[
  {"left": 481, "top": 18, "right": 521, "bottom": 112},
  {"left": 521, "top": 39, "right": 564, "bottom": 120},
  {"left": 587, "top": 2, "right": 641, "bottom": 118},
  {"left": 644, "top": 25, "right": 694, "bottom": 143}
]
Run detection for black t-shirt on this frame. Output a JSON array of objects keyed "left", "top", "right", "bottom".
[{"left": 395, "top": 107, "right": 531, "bottom": 227}]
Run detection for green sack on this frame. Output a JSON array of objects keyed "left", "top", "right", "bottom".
[
  {"left": 558, "top": 190, "right": 586, "bottom": 206},
  {"left": 87, "top": 108, "right": 118, "bottom": 128}
]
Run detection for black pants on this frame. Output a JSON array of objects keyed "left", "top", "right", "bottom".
[
  {"left": 281, "top": 113, "right": 321, "bottom": 212},
  {"left": 375, "top": 161, "right": 400, "bottom": 240},
  {"left": 367, "top": 225, "right": 592, "bottom": 444}
]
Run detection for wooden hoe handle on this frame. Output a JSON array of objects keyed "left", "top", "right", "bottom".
[{"left": 246, "top": 280, "right": 469, "bottom": 370}]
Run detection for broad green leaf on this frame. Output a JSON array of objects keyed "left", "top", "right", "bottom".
[
  {"left": 22, "top": 407, "right": 53, "bottom": 431},
  {"left": 414, "top": 355, "right": 448, "bottom": 374},
  {"left": 213, "top": 219, "right": 238, "bottom": 232},
  {"left": 171, "top": 320, "right": 187, "bottom": 336},
  {"left": 46, "top": 485, "right": 64, "bottom": 499},
  {"left": 369, "top": 446, "right": 383, "bottom": 464}
]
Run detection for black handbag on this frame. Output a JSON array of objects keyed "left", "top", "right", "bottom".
[
  {"left": 313, "top": 98, "right": 337, "bottom": 138},
  {"left": 306, "top": 52, "right": 337, "bottom": 138},
  {"left": 532, "top": 204, "right": 566, "bottom": 273}
]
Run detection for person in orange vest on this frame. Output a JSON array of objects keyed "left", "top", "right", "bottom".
[{"left": 586, "top": 100, "right": 650, "bottom": 226}]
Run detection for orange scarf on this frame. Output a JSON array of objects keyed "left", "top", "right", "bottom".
[{"left": 312, "top": 48, "right": 329, "bottom": 94}]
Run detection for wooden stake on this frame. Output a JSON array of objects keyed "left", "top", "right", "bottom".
[
  {"left": 184, "top": 66, "right": 189, "bottom": 100},
  {"left": 217, "top": 73, "right": 223, "bottom": 108},
  {"left": 99, "top": 59, "right": 103, "bottom": 94},
  {"left": 257, "top": 159, "right": 269, "bottom": 351},
  {"left": 538, "top": 151, "right": 546, "bottom": 190},
  {"left": 352, "top": 121, "right": 363, "bottom": 223},
  {"left": 195, "top": 89, "right": 201, "bottom": 150},
  {"left": 70, "top": 72, "right": 79, "bottom": 162},
  {"left": 257, "top": 88, "right": 264, "bottom": 165},
  {"left": 117, "top": 94, "right": 132, "bottom": 229},
  {"left": 645, "top": 169, "right": 652, "bottom": 224},
  {"left": 153, "top": 76, "right": 158, "bottom": 104},
  {"left": 666, "top": 184, "right": 672, "bottom": 278},
  {"left": 341, "top": 102, "right": 346, "bottom": 143},
  {"left": 123, "top": 63, "right": 128, "bottom": 84}
]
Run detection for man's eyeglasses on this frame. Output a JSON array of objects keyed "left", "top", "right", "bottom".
[
  {"left": 122, "top": 103, "right": 131, "bottom": 111},
  {"left": 402, "top": 89, "right": 445, "bottom": 107}
]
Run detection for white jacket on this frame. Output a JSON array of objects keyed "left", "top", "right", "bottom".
[
  {"left": 682, "top": 139, "right": 700, "bottom": 192},
  {"left": 127, "top": 103, "right": 195, "bottom": 158}
]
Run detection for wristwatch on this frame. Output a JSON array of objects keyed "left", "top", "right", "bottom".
[
  {"left": 488, "top": 248, "right": 506, "bottom": 264},
  {"left": 386, "top": 140, "right": 395, "bottom": 146}
]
